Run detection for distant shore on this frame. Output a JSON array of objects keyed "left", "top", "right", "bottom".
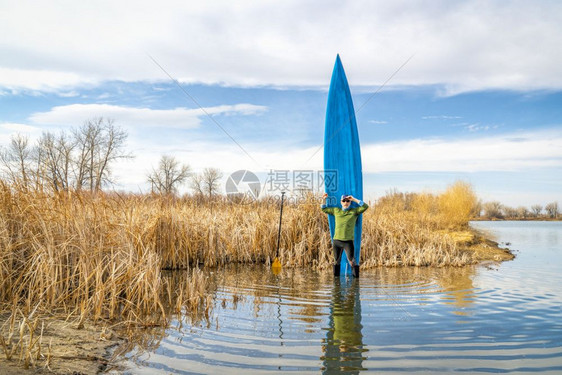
[{"left": 472, "top": 217, "right": 561, "bottom": 222}]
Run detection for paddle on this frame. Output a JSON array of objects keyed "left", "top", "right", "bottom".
[{"left": 272, "top": 191, "right": 285, "bottom": 272}]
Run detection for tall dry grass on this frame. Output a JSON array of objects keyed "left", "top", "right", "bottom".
[
  {"left": 0, "top": 180, "right": 478, "bottom": 339},
  {"left": 361, "top": 181, "right": 478, "bottom": 267},
  {"left": 0, "top": 184, "right": 212, "bottom": 333}
]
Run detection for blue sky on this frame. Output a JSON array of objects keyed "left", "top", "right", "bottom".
[{"left": 1, "top": 1, "right": 561, "bottom": 207}]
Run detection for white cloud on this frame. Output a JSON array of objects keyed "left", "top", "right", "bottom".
[
  {"left": 28, "top": 103, "right": 267, "bottom": 128},
  {"left": 1, "top": 1, "right": 562, "bottom": 93},
  {"left": 362, "top": 129, "right": 562, "bottom": 173},
  {"left": 465, "top": 123, "right": 493, "bottom": 132},
  {"left": 0, "top": 123, "right": 41, "bottom": 146},
  {"left": 58, "top": 91, "right": 80, "bottom": 98},
  {"left": 422, "top": 115, "right": 462, "bottom": 120},
  {"left": 0, "top": 123, "right": 41, "bottom": 133},
  {"left": 0, "top": 68, "right": 95, "bottom": 93}
]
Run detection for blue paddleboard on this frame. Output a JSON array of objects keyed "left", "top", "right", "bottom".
[{"left": 323, "top": 55, "right": 364, "bottom": 276}]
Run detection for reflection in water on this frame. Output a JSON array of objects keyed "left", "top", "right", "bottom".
[
  {"left": 435, "top": 266, "right": 476, "bottom": 314},
  {"left": 322, "top": 279, "right": 366, "bottom": 374}
]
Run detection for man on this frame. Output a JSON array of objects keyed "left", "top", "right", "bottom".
[{"left": 321, "top": 193, "right": 368, "bottom": 277}]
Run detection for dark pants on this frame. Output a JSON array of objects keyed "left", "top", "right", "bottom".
[{"left": 333, "top": 239, "right": 355, "bottom": 265}]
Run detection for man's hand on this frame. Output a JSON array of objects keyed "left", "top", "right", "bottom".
[
  {"left": 322, "top": 193, "right": 329, "bottom": 199},
  {"left": 346, "top": 195, "right": 360, "bottom": 203}
]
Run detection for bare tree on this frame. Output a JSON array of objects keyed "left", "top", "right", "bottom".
[
  {"left": 94, "top": 119, "right": 130, "bottom": 190},
  {"left": 72, "top": 118, "right": 131, "bottom": 191},
  {"left": 531, "top": 204, "right": 543, "bottom": 217},
  {"left": 483, "top": 201, "right": 504, "bottom": 219},
  {"left": 0, "top": 134, "right": 32, "bottom": 188},
  {"left": 147, "top": 155, "right": 191, "bottom": 195},
  {"left": 473, "top": 200, "right": 483, "bottom": 218},
  {"left": 503, "top": 206, "right": 518, "bottom": 219},
  {"left": 190, "top": 168, "right": 223, "bottom": 198},
  {"left": 35, "top": 131, "right": 75, "bottom": 192},
  {"left": 72, "top": 122, "right": 98, "bottom": 190},
  {"left": 190, "top": 173, "right": 205, "bottom": 197},
  {"left": 516, "top": 206, "right": 529, "bottom": 219},
  {"left": 201, "top": 167, "right": 223, "bottom": 198},
  {"left": 545, "top": 202, "right": 559, "bottom": 219}
]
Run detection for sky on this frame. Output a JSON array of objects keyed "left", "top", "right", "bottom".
[{"left": 1, "top": 0, "right": 561, "bottom": 207}]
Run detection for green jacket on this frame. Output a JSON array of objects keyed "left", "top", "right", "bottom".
[{"left": 321, "top": 201, "right": 369, "bottom": 241}]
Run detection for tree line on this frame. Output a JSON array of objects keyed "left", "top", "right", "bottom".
[
  {"left": 0, "top": 117, "right": 222, "bottom": 197},
  {"left": 146, "top": 154, "right": 223, "bottom": 197},
  {"left": 1, "top": 118, "right": 130, "bottom": 192},
  {"left": 477, "top": 201, "right": 560, "bottom": 220}
]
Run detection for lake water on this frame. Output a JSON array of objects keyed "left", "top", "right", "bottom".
[{"left": 115, "top": 221, "right": 562, "bottom": 374}]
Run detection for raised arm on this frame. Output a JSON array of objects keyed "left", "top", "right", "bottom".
[
  {"left": 347, "top": 195, "right": 369, "bottom": 214},
  {"left": 321, "top": 192, "right": 335, "bottom": 215}
]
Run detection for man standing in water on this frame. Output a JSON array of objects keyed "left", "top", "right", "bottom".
[{"left": 321, "top": 193, "right": 368, "bottom": 277}]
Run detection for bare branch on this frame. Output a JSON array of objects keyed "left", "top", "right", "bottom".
[
  {"left": 72, "top": 117, "right": 131, "bottom": 192},
  {"left": 147, "top": 155, "right": 191, "bottom": 195},
  {"left": 0, "top": 134, "right": 32, "bottom": 188}
]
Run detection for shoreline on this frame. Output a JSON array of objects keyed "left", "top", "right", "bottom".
[
  {"left": 463, "top": 226, "right": 515, "bottom": 263},
  {"left": 0, "top": 316, "right": 122, "bottom": 375},
  {"left": 471, "top": 218, "right": 561, "bottom": 222}
]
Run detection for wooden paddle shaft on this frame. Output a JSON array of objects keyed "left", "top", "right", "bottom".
[{"left": 276, "top": 192, "right": 285, "bottom": 257}]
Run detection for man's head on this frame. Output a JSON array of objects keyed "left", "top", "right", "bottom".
[{"left": 341, "top": 195, "right": 351, "bottom": 209}]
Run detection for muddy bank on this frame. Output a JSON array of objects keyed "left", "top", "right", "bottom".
[
  {"left": 0, "top": 316, "right": 122, "bottom": 375},
  {"left": 449, "top": 227, "right": 515, "bottom": 263}
]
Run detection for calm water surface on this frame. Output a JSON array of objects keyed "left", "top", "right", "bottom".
[{"left": 116, "top": 221, "right": 562, "bottom": 374}]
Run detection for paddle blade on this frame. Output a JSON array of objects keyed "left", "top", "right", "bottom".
[{"left": 272, "top": 257, "right": 282, "bottom": 274}]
